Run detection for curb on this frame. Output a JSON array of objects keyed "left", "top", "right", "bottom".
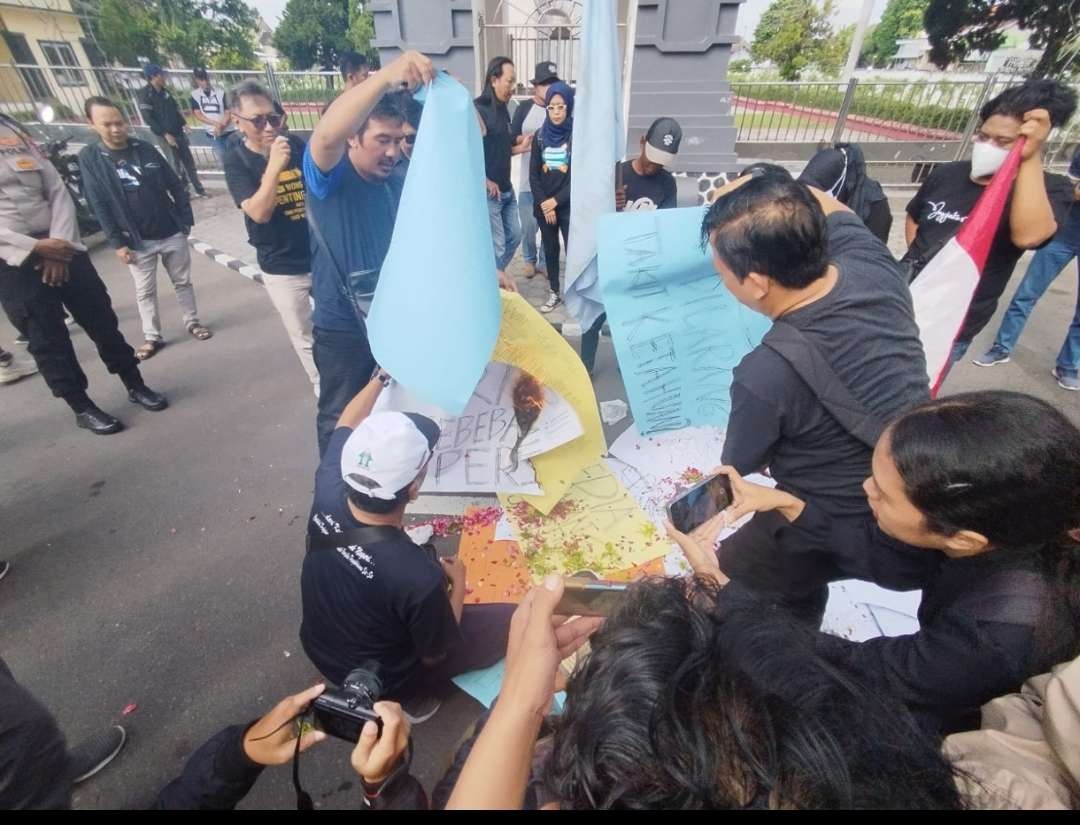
[{"left": 188, "top": 238, "right": 264, "bottom": 284}]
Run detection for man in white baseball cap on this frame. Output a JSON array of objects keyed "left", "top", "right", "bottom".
[{"left": 300, "top": 371, "right": 515, "bottom": 717}]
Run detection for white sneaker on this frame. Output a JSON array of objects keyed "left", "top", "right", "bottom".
[
  {"left": 540, "top": 292, "right": 562, "bottom": 314},
  {"left": 0, "top": 355, "right": 38, "bottom": 385}
]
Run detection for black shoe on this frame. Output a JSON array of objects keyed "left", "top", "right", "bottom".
[
  {"left": 68, "top": 725, "right": 126, "bottom": 784},
  {"left": 75, "top": 406, "right": 122, "bottom": 435},
  {"left": 128, "top": 385, "right": 168, "bottom": 411},
  {"left": 0, "top": 560, "right": 9, "bottom": 582}
]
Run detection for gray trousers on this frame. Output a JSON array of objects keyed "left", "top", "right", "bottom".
[{"left": 127, "top": 232, "right": 199, "bottom": 342}]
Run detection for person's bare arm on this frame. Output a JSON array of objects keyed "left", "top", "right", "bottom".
[
  {"left": 510, "top": 135, "right": 531, "bottom": 156},
  {"left": 240, "top": 137, "right": 290, "bottom": 224},
  {"left": 1009, "top": 109, "right": 1058, "bottom": 249},
  {"left": 336, "top": 373, "right": 386, "bottom": 430},
  {"left": 192, "top": 109, "right": 217, "bottom": 128},
  {"left": 905, "top": 214, "right": 918, "bottom": 247},
  {"left": 309, "top": 50, "right": 434, "bottom": 173},
  {"left": 804, "top": 184, "right": 853, "bottom": 216}
]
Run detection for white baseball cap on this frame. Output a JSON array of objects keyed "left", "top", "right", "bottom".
[{"left": 341, "top": 412, "right": 440, "bottom": 500}]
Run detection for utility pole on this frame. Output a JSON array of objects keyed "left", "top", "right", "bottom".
[{"left": 842, "top": 0, "right": 875, "bottom": 81}]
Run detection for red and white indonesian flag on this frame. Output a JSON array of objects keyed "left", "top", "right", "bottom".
[{"left": 911, "top": 140, "right": 1025, "bottom": 396}]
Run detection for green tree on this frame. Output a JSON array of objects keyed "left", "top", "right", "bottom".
[
  {"left": 925, "top": 0, "right": 1076, "bottom": 78},
  {"left": 751, "top": 0, "right": 838, "bottom": 80},
  {"left": 862, "top": 0, "right": 928, "bottom": 67},
  {"left": 347, "top": 2, "right": 380, "bottom": 68},
  {"left": 273, "top": 0, "right": 352, "bottom": 71},
  {"left": 93, "top": 0, "right": 257, "bottom": 67}
]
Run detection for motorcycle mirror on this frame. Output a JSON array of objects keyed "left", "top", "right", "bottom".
[{"left": 36, "top": 103, "right": 55, "bottom": 124}]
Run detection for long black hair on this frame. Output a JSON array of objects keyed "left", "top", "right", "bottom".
[
  {"left": 889, "top": 390, "right": 1080, "bottom": 661},
  {"left": 545, "top": 577, "right": 966, "bottom": 810},
  {"left": 475, "top": 56, "right": 514, "bottom": 108}
]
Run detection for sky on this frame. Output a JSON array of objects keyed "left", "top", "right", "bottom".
[{"left": 249, "top": 0, "right": 890, "bottom": 41}]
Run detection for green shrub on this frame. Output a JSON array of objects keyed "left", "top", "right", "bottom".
[{"left": 730, "top": 81, "right": 989, "bottom": 134}]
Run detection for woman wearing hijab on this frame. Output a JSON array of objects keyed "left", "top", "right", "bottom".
[
  {"left": 799, "top": 143, "right": 892, "bottom": 243},
  {"left": 530, "top": 81, "right": 574, "bottom": 313}
]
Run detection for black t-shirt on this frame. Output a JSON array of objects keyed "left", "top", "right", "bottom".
[
  {"left": 619, "top": 159, "right": 676, "bottom": 210},
  {"left": 904, "top": 161, "right": 1074, "bottom": 341},
  {"left": 722, "top": 212, "right": 930, "bottom": 517},
  {"left": 778, "top": 502, "right": 1057, "bottom": 735},
  {"left": 106, "top": 145, "right": 178, "bottom": 241},
  {"left": 300, "top": 427, "right": 461, "bottom": 691},
  {"left": 223, "top": 134, "right": 311, "bottom": 275},
  {"left": 476, "top": 98, "right": 513, "bottom": 192}
]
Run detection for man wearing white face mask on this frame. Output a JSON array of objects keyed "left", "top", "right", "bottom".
[{"left": 902, "top": 80, "right": 1076, "bottom": 361}]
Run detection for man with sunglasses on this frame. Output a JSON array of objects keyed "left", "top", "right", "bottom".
[{"left": 224, "top": 81, "right": 318, "bottom": 390}]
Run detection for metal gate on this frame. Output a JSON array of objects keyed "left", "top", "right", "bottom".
[{"left": 475, "top": 0, "right": 629, "bottom": 96}]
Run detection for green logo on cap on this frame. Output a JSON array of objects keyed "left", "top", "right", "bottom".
[{"left": 355, "top": 451, "right": 374, "bottom": 469}]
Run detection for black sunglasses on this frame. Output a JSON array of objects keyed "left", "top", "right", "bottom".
[{"left": 235, "top": 112, "right": 284, "bottom": 130}]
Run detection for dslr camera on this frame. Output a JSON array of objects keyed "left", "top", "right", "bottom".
[{"left": 312, "top": 660, "right": 384, "bottom": 742}]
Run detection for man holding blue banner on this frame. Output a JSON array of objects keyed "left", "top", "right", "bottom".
[{"left": 303, "top": 51, "right": 435, "bottom": 456}]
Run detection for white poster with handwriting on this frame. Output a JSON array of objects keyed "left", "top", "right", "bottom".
[{"left": 375, "top": 362, "right": 583, "bottom": 494}]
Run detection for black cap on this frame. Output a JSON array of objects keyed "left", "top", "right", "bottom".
[
  {"left": 530, "top": 61, "right": 559, "bottom": 85},
  {"left": 644, "top": 117, "right": 682, "bottom": 166}
]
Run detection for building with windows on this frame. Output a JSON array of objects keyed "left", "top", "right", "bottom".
[{"left": 0, "top": 0, "right": 109, "bottom": 117}]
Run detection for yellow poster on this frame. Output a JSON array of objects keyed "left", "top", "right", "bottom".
[
  {"left": 499, "top": 460, "right": 670, "bottom": 578},
  {"left": 492, "top": 292, "right": 606, "bottom": 514}
]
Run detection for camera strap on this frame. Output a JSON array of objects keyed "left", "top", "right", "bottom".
[
  {"left": 291, "top": 710, "right": 415, "bottom": 810},
  {"left": 292, "top": 725, "right": 314, "bottom": 810},
  {"left": 305, "top": 524, "right": 406, "bottom": 554}
]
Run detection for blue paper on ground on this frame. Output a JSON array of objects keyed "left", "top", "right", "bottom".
[
  {"left": 367, "top": 72, "right": 501, "bottom": 414},
  {"left": 452, "top": 660, "right": 565, "bottom": 714},
  {"left": 597, "top": 207, "right": 771, "bottom": 434}
]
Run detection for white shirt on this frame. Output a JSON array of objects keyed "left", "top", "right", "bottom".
[
  {"left": 517, "top": 100, "right": 548, "bottom": 194},
  {"left": 191, "top": 86, "right": 235, "bottom": 137}
]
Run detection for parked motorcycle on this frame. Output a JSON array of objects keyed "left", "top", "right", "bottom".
[
  {"left": 41, "top": 134, "right": 101, "bottom": 237},
  {"left": 0, "top": 109, "right": 101, "bottom": 237}
]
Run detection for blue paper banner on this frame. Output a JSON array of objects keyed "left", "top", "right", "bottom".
[
  {"left": 597, "top": 207, "right": 771, "bottom": 434},
  {"left": 367, "top": 72, "right": 501, "bottom": 414},
  {"left": 452, "top": 659, "right": 565, "bottom": 714}
]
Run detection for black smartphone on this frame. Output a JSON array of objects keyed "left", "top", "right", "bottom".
[
  {"left": 667, "top": 473, "right": 733, "bottom": 534},
  {"left": 555, "top": 579, "right": 629, "bottom": 617}
]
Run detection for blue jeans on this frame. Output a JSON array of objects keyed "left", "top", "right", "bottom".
[
  {"left": 488, "top": 189, "right": 522, "bottom": 271},
  {"left": 990, "top": 235, "right": 1080, "bottom": 375},
  {"left": 209, "top": 133, "right": 232, "bottom": 165},
  {"left": 517, "top": 191, "right": 546, "bottom": 269}
]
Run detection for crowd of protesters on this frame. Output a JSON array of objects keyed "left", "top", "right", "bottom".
[{"left": 1, "top": 50, "right": 1079, "bottom": 811}]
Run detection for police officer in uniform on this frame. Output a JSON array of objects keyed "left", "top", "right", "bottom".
[{"left": 0, "top": 115, "right": 167, "bottom": 434}]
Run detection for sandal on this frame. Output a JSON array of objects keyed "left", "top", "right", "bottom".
[
  {"left": 187, "top": 323, "right": 213, "bottom": 341},
  {"left": 136, "top": 340, "right": 164, "bottom": 361}
]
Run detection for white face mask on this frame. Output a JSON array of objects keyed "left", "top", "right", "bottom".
[{"left": 970, "top": 141, "right": 1010, "bottom": 180}]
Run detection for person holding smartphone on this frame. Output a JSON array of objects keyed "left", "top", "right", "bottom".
[{"left": 668, "top": 390, "right": 1080, "bottom": 737}]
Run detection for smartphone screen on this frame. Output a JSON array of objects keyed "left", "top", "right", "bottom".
[
  {"left": 667, "top": 473, "right": 732, "bottom": 534},
  {"left": 555, "top": 579, "right": 629, "bottom": 617}
]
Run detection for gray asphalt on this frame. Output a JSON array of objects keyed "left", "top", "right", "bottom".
[
  {"left": 0, "top": 222, "right": 628, "bottom": 810},
  {"left": 0, "top": 196, "right": 1076, "bottom": 809}
]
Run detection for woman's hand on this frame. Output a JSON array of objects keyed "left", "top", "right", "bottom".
[
  {"left": 666, "top": 515, "right": 728, "bottom": 585},
  {"left": 717, "top": 466, "right": 805, "bottom": 525}
]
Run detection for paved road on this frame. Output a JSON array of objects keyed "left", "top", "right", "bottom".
[
  {"left": 0, "top": 195, "right": 1076, "bottom": 809},
  {"left": 0, "top": 217, "right": 629, "bottom": 810}
]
